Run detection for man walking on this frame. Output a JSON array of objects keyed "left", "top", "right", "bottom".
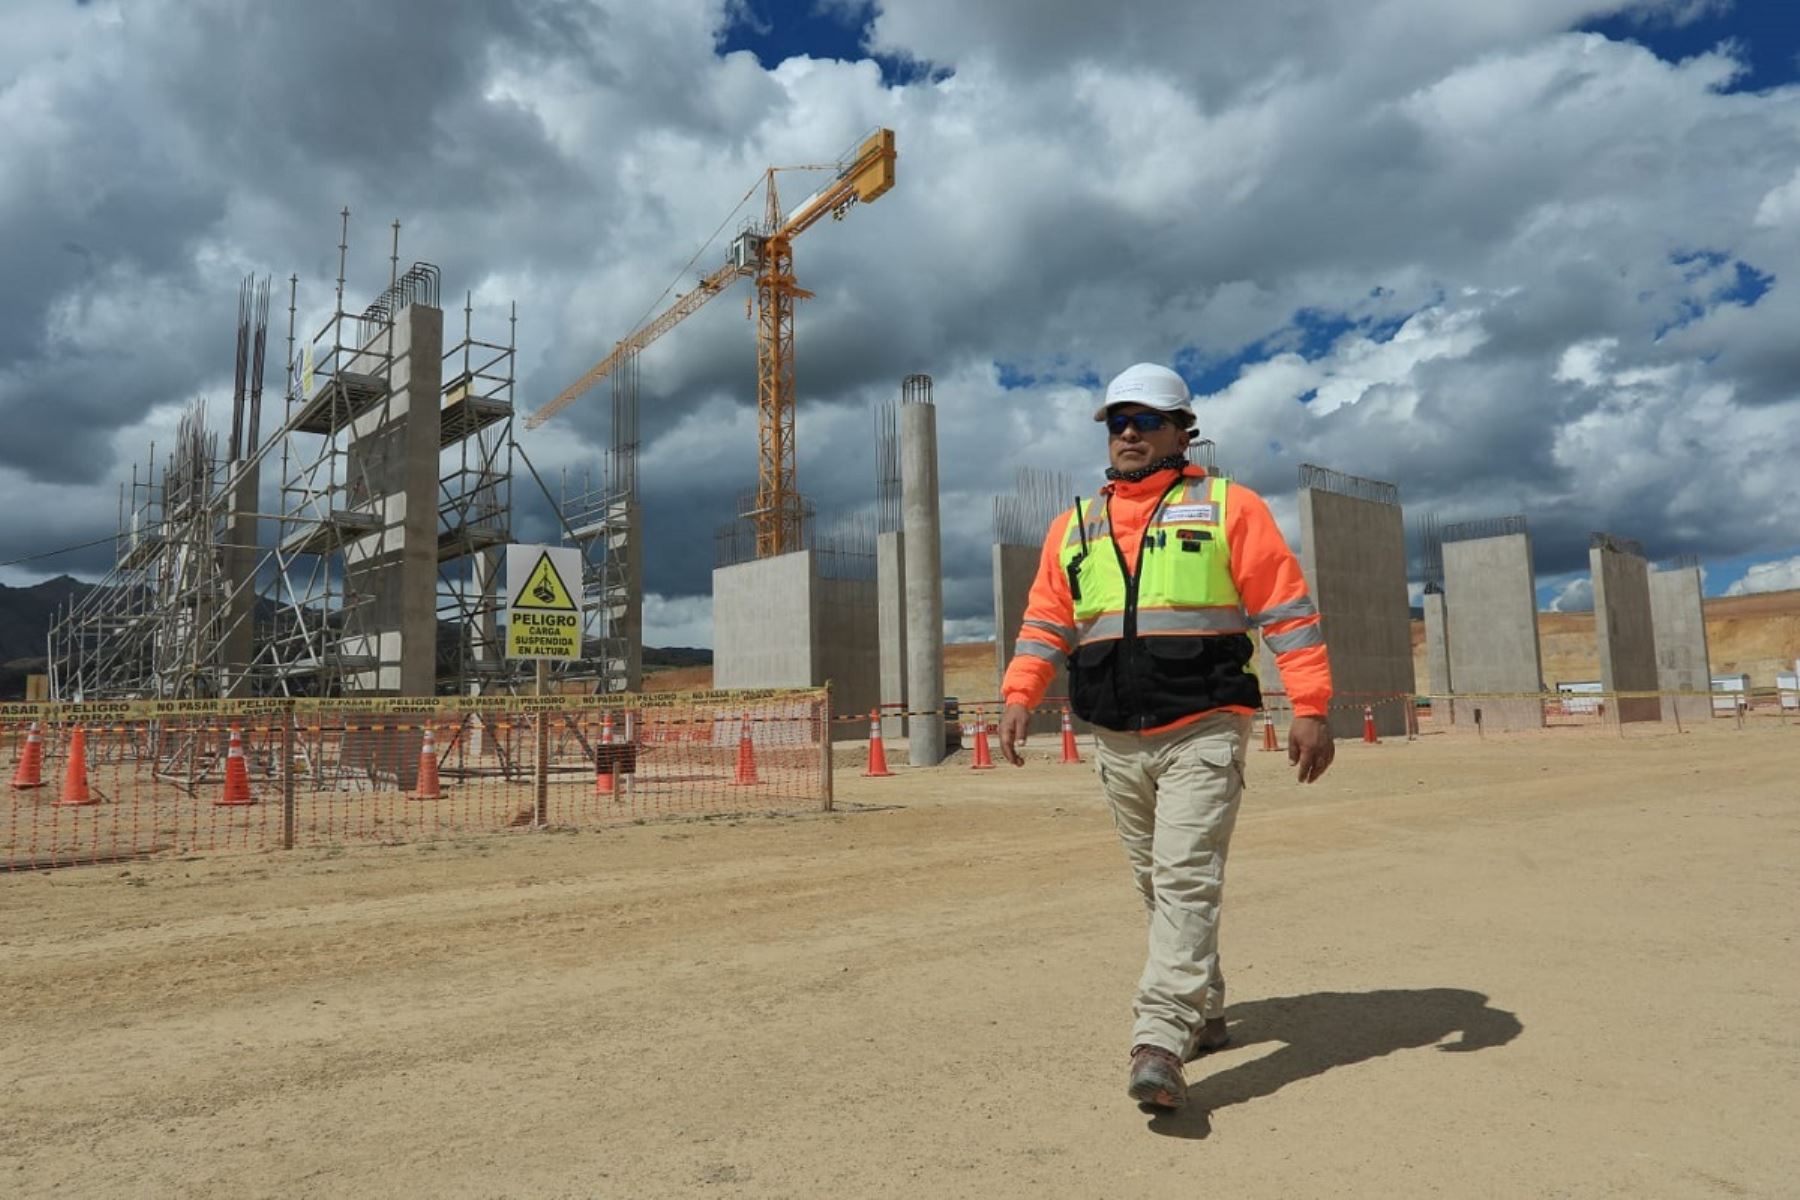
[{"left": 997, "top": 362, "right": 1335, "bottom": 1110}]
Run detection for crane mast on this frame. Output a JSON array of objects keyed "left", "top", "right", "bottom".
[{"left": 528, "top": 128, "right": 896, "bottom": 559}]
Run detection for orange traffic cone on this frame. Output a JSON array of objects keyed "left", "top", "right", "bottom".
[
  {"left": 731, "top": 713, "right": 760, "bottom": 786},
  {"left": 863, "top": 709, "right": 894, "bottom": 778},
  {"left": 217, "top": 724, "right": 254, "bottom": 806},
  {"left": 56, "top": 725, "right": 95, "bottom": 807},
  {"left": 595, "top": 713, "right": 617, "bottom": 796},
  {"left": 1361, "top": 704, "right": 1379, "bottom": 745},
  {"left": 1261, "top": 711, "right": 1279, "bottom": 752},
  {"left": 970, "top": 713, "right": 995, "bottom": 770},
  {"left": 1059, "top": 706, "right": 1082, "bottom": 764},
  {"left": 412, "top": 724, "right": 442, "bottom": 800},
  {"left": 11, "top": 721, "right": 45, "bottom": 789}
]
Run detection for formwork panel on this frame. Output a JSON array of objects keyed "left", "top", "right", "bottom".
[
  {"left": 1443, "top": 532, "right": 1545, "bottom": 731},
  {"left": 1299, "top": 480, "right": 1415, "bottom": 739}
]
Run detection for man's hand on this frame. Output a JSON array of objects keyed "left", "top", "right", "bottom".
[
  {"left": 1288, "top": 715, "right": 1334, "bottom": 783},
  {"left": 998, "top": 702, "right": 1033, "bottom": 767}
]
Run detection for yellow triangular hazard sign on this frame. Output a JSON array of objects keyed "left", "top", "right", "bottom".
[{"left": 513, "top": 552, "right": 577, "bottom": 611}]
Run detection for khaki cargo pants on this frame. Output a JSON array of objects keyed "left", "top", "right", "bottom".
[{"left": 1092, "top": 710, "right": 1250, "bottom": 1057}]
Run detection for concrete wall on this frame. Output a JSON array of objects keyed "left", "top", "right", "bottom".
[
  {"left": 1649, "top": 564, "right": 1710, "bottom": 724},
  {"left": 1300, "top": 486, "right": 1415, "bottom": 738},
  {"left": 816, "top": 575, "right": 880, "bottom": 720},
  {"left": 343, "top": 303, "right": 441, "bottom": 697},
  {"left": 1421, "top": 588, "right": 1452, "bottom": 696},
  {"left": 1442, "top": 532, "right": 1544, "bottom": 731},
  {"left": 712, "top": 552, "right": 817, "bottom": 691},
  {"left": 712, "top": 550, "right": 880, "bottom": 720},
  {"left": 877, "top": 530, "right": 907, "bottom": 741},
  {"left": 1590, "top": 541, "right": 1661, "bottom": 723}
]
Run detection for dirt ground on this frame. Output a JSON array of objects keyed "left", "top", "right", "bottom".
[{"left": 3, "top": 720, "right": 1797, "bottom": 1198}]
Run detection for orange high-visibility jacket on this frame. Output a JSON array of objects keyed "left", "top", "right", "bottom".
[{"left": 1002, "top": 465, "right": 1332, "bottom": 728}]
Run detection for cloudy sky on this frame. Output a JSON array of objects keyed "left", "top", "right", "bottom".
[{"left": 3, "top": 0, "right": 1798, "bottom": 644}]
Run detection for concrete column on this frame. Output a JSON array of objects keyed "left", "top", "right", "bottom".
[
  {"left": 901, "top": 401, "right": 944, "bottom": 766},
  {"left": 1590, "top": 538, "right": 1660, "bottom": 724},
  {"left": 1421, "top": 587, "right": 1451, "bottom": 721},
  {"left": 877, "top": 530, "right": 907, "bottom": 742},
  {"left": 1649, "top": 564, "right": 1710, "bottom": 724},
  {"left": 342, "top": 303, "right": 442, "bottom": 698}
]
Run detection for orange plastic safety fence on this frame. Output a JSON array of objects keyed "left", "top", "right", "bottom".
[{"left": 4, "top": 692, "right": 831, "bottom": 872}]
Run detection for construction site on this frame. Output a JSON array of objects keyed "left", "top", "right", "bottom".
[{"left": 4, "top": 126, "right": 1799, "bottom": 1200}]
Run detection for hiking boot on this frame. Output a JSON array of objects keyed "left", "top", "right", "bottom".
[
  {"left": 1184, "top": 1017, "right": 1230, "bottom": 1062},
  {"left": 1127, "top": 1044, "right": 1186, "bottom": 1109}
]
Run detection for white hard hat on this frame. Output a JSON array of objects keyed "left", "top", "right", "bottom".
[{"left": 1093, "top": 362, "right": 1194, "bottom": 421}]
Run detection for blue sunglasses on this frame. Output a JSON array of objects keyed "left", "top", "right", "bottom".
[{"left": 1106, "top": 411, "right": 1173, "bottom": 436}]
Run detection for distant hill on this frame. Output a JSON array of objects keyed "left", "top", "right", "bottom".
[
  {"left": 0, "top": 575, "right": 90, "bottom": 663},
  {"left": 0, "top": 570, "right": 716, "bottom": 698},
  {"left": 1408, "top": 587, "right": 1800, "bottom": 689},
  {"left": 643, "top": 646, "right": 712, "bottom": 669}
]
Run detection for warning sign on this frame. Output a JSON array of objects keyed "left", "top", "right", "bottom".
[{"left": 504, "top": 544, "right": 584, "bottom": 660}]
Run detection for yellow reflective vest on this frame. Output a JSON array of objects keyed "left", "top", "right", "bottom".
[{"left": 1055, "top": 474, "right": 1261, "bottom": 730}]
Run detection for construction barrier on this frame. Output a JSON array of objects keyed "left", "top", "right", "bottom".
[{"left": 3, "top": 687, "right": 831, "bottom": 872}]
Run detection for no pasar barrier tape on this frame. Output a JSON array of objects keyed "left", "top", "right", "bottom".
[{"left": 0, "top": 686, "right": 828, "bottom": 724}]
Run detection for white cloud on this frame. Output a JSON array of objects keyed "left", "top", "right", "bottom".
[
  {"left": 3, "top": 0, "right": 1800, "bottom": 643},
  {"left": 643, "top": 592, "right": 714, "bottom": 648},
  {"left": 1548, "top": 576, "right": 1595, "bottom": 612},
  {"left": 1724, "top": 555, "right": 1800, "bottom": 597}
]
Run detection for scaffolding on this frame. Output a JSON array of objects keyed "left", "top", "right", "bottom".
[
  {"left": 48, "top": 212, "right": 557, "bottom": 704},
  {"left": 435, "top": 292, "right": 517, "bottom": 691}
]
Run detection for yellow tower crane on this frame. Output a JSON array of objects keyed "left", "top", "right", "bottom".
[{"left": 527, "top": 128, "right": 897, "bottom": 558}]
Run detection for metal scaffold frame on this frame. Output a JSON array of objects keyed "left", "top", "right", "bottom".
[
  {"left": 435, "top": 292, "right": 517, "bottom": 692},
  {"left": 47, "top": 211, "right": 565, "bottom": 707}
]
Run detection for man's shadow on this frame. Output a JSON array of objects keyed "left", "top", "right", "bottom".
[{"left": 1148, "top": 988, "right": 1523, "bottom": 1139}]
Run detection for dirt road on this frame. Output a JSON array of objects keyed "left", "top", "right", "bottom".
[{"left": 3, "top": 722, "right": 1796, "bottom": 1197}]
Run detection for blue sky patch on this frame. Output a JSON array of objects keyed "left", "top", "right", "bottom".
[
  {"left": 1175, "top": 304, "right": 1414, "bottom": 399},
  {"left": 1576, "top": 5, "right": 1800, "bottom": 93},
  {"left": 716, "top": 0, "right": 948, "bottom": 86}
]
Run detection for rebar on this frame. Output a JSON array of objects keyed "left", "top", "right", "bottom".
[
  {"left": 1297, "top": 463, "right": 1400, "bottom": 506},
  {"left": 1589, "top": 531, "right": 1645, "bottom": 558},
  {"left": 1410, "top": 511, "right": 1445, "bottom": 588},
  {"left": 1441, "top": 514, "right": 1529, "bottom": 545},
  {"left": 992, "top": 466, "right": 1071, "bottom": 547},
  {"left": 874, "top": 399, "right": 900, "bottom": 534}
]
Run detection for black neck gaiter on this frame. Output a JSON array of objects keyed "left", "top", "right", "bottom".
[{"left": 1104, "top": 455, "right": 1187, "bottom": 484}]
